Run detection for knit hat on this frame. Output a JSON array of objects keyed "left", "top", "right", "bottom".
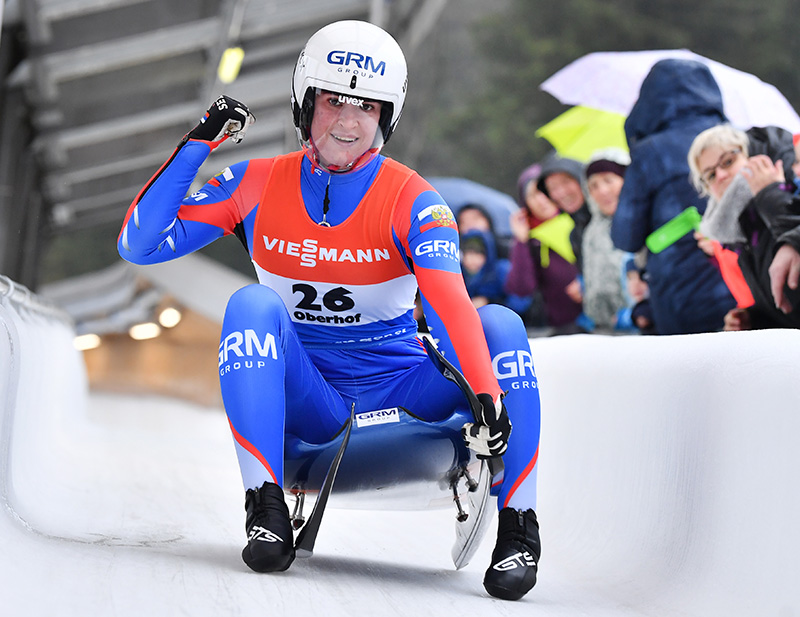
[
  {"left": 585, "top": 159, "right": 627, "bottom": 179},
  {"left": 584, "top": 147, "right": 631, "bottom": 181}
]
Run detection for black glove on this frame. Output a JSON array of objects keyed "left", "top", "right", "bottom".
[
  {"left": 187, "top": 95, "right": 255, "bottom": 145},
  {"left": 461, "top": 392, "right": 512, "bottom": 458}
]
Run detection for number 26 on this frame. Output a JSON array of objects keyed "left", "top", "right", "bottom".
[{"left": 292, "top": 284, "right": 355, "bottom": 312}]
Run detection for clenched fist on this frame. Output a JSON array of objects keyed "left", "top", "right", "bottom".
[{"left": 188, "top": 95, "right": 255, "bottom": 146}]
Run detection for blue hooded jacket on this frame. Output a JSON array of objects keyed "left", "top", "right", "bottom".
[
  {"left": 460, "top": 228, "right": 510, "bottom": 301},
  {"left": 611, "top": 59, "right": 736, "bottom": 334},
  {"left": 460, "top": 228, "right": 530, "bottom": 314}
]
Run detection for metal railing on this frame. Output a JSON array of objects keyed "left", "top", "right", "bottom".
[{"left": 0, "top": 274, "right": 71, "bottom": 323}]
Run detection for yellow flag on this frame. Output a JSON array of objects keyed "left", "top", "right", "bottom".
[{"left": 529, "top": 213, "right": 576, "bottom": 267}]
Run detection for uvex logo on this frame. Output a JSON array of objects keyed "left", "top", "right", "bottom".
[
  {"left": 337, "top": 94, "right": 366, "bottom": 108},
  {"left": 327, "top": 50, "right": 386, "bottom": 75}
]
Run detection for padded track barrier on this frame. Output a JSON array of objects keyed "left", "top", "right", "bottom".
[
  {"left": 532, "top": 329, "right": 800, "bottom": 616},
  {"left": 0, "top": 275, "right": 88, "bottom": 531}
]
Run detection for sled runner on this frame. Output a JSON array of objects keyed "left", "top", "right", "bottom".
[
  {"left": 284, "top": 407, "right": 492, "bottom": 568},
  {"left": 283, "top": 340, "right": 496, "bottom": 569}
]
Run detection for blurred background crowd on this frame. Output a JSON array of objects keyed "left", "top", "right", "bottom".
[{"left": 440, "top": 52, "right": 800, "bottom": 337}]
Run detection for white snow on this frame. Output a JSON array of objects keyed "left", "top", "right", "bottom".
[{"left": 3, "top": 293, "right": 800, "bottom": 616}]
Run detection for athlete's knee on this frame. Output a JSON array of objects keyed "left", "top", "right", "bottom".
[
  {"left": 477, "top": 302, "right": 521, "bottom": 322},
  {"left": 219, "top": 285, "right": 287, "bottom": 379},
  {"left": 225, "top": 284, "right": 287, "bottom": 320},
  {"left": 478, "top": 303, "right": 527, "bottom": 342}
]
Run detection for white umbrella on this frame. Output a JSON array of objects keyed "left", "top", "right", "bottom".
[{"left": 540, "top": 49, "right": 800, "bottom": 133}]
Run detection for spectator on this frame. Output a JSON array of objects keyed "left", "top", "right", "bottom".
[
  {"left": 623, "top": 256, "right": 656, "bottom": 334},
  {"left": 459, "top": 229, "right": 530, "bottom": 314},
  {"left": 456, "top": 202, "right": 511, "bottom": 258},
  {"left": 456, "top": 202, "right": 493, "bottom": 233},
  {"left": 611, "top": 59, "right": 736, "bottom": 334},
  {"left": 581, "top": 148, "right": 634, "bottom": 331},
  {"left": 537, "top": 154, "right": 591, "bottom": 271},
  {"left": 688, "top": 123, "right": 800, "bottom": 330},
  {"left": 506, "top": 163, "right": 584, "bottom": 334},
  {"left": 420, "top": 202, "right": 498, "bottom": 330}
]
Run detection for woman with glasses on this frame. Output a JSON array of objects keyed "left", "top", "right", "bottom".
[{"left": 688, "top": 124, "right": 800, "bottom": 330}]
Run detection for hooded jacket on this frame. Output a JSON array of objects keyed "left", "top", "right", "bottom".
[
  {"left": 537, "top": 154, "right": 592, "bottom": 270},
  {"left": 506, "top": 163, "right": 582, "bottom": 327},
  {"left": 460, "top": 228, "right": 511, "bottom": 304},
  {"left": 611, "top": 59, "right": 736, "bottom": 334}
]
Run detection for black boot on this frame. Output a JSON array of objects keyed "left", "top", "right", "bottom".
[
  {"left": 241, "top": 482, "right": 295, "bottom": 573},
  {"left": 483, "top": 507, "right": 541, "bottom": 600}
]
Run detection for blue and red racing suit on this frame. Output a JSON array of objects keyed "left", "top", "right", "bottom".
[{"left": 119, "top": 137, "right": 540, "bottom": 510}]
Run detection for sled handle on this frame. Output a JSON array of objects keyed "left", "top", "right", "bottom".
[{"left": 422, "top": 337, "right": 504, "bottom": 476}]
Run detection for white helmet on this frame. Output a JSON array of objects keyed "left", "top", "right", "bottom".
[{"left": 291, "top": 20, "right": 408, "bottom": 148}]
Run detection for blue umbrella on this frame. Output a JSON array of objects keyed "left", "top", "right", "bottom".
[{"left": 427, "top": 177, "right": 519, "bottom": 238}]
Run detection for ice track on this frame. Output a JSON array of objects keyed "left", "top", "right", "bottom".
[{"left": 3, "top": 283, "right": 800, "bottom": 616}]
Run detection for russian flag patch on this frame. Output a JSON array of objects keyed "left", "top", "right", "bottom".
[{"left": 417, "top": 204, "right": 457, "bottom": 233}]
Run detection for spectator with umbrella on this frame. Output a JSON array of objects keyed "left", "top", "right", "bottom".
[{"left": 610, "top": 59, "right": 736, "bottom": 334}]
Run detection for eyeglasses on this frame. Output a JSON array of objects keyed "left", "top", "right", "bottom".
[{"left": 700, "top": 149, "right": 743, "bottom": 186}]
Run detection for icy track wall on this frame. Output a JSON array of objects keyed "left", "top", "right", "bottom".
[
  {"left": 0, "top": 276, "right": 88, "bottom": 529},
  {"left": 531, "top": 329, "right": 800, "bottom": 616}
]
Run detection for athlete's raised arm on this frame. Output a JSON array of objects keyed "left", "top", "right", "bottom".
[{"left": 118, "top": 96, "right": 258, "bottom": 264}]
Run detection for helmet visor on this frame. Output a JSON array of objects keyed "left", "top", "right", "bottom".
[{"left": 308, "top": 90, "right": 385, "bottom": 172}]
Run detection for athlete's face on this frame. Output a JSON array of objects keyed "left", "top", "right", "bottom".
[{"left": 310, "top": 91, "right": 382, "bottom": 169}]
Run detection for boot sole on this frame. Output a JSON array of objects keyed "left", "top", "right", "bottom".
[{"left": 242, "top": 545, "right": 296, "bottom": 573}]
